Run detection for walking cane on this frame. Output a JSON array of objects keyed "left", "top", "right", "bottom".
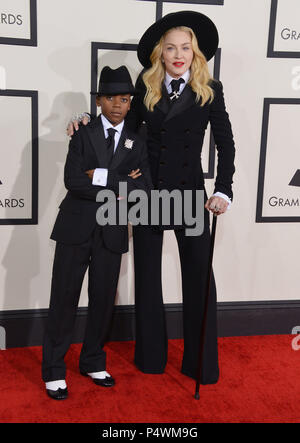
[{"left": 194, "top": 213, "right": 218, "bottom": 400}]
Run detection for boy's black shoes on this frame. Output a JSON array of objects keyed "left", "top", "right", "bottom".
[
  {"left": 46, "top": 387, "right": 68, "bottom": 400},
  {"left": 80, "top": 371, "right": 115, "bottom": 387}
]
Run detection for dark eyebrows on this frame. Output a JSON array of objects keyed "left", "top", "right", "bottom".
[{"left": 164, "top": 42, "right": 191, "bottom": 46}]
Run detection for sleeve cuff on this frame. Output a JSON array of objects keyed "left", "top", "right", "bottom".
[
  {"left": 92, "top": 168, "right": 108, "bottom": 186},
  {"left": 213, "top": 192, "right": 232, "bottom": 209}
]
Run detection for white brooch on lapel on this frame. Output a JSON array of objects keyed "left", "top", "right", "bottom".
[{"left": 124, "top": 139, "right": 134, "bottom": 150}]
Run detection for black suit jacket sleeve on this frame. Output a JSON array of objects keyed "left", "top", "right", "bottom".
[
  {"left": 108, "top": 139, "right": 153, "bottom": 197},
  {"left": 209, "top": 81, "right": 235, "bottom": 200},
  {"left": 64, "top": 131, "right": 108, "bottom": 200}
]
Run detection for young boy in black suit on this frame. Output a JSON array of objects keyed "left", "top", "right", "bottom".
[{"left": 42, "top": 66, "right": 152, "bottom": 400}]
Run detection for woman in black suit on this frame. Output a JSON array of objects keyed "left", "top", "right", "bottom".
[
  {"left": 68, "top": 11, "right": 235, "bottom": 384},
  {"left": 127, "top": 11, "right": 235, "bottom": 383}
]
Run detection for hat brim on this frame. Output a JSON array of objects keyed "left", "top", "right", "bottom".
[
  {"left": 91, "top": 83, "right": 136, "bottom": 96},
  {"left": 137, "top": 11, "right": 219, "bottom": 68}
]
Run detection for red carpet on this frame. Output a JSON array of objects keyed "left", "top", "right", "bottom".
[{"left": 0, "top": 335, "right": 299, "bottom": 423}]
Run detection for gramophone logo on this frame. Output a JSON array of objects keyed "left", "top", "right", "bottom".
[
  {"left": 289, "top": 170, "right": 300, "bottom": 187},
  {"left": 256, "top": 99, "right": 300, "bottom": 223}
]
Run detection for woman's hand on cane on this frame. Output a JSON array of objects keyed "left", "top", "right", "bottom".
[{"left": 205, "top": 196, "right": 229, "bottom": 215}]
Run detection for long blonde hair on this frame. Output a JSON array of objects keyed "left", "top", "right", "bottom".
[{"left": 143, "top": 26, "right": 214, "bottom": 111}]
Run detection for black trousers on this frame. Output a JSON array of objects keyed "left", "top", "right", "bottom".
[
  {"left": 42, "top": 226, "right": 121, "bottom": 382},
  {"left": 132, "top": 223, "right": 219, "bottom": 384}
]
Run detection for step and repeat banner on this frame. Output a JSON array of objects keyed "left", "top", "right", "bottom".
[{"left": 0, "top": 0, "right": 299, "bottom": 311}]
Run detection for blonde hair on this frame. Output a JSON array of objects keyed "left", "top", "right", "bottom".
[{"left": 143, "top": 26, "right": 214, "bottom": 111}]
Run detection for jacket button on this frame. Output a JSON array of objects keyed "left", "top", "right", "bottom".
[
  {"left": 161, "top": 145, "right": 167, "bottom": 150},
  {"left": 184, "top": 129, "right": 190, "bottom": 134},
  {"left": 181, "top": 181, "right": 186, "bottom": 185},
  {"left": 183, "top": 163, "right": 188, "bottom": 168},
  {"left": 159, "top": 178, "right": 164, "bottom": 183},
  {"left": 160, "top": 161, "right": 166, "bottom": 165},
  {"left": 184, "top": 145, "right": 189, "bottom": 150},
  {"left": 161, "top": 129, "right": 166, "bottom": 134}
]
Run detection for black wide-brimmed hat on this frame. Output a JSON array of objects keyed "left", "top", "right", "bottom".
[
  {"left": 137, "top": 11, "right": 219, "bottom": 68},
  {"left": 91, "top": 65, "right": 136, "bottom": 96}
]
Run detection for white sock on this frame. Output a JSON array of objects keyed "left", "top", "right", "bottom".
[
  {"left": 45, "top": 380, "right": 67, "bottom": 391},
  {"left": 87, "top": 371, "right": 111, "bottom": 379}
]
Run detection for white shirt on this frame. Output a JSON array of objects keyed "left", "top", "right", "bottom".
[
  {"left": 92, "top": 114, "right": 124, "bottom": 186},
  {"left": 164, "top": 69, "right": 190, "bottom": 95}
]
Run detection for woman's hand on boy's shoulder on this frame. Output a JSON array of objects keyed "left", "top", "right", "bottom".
[
  {"left": 85, "top": 169, "right": 95, "bottom": 180},
  {"left": 67, "top": 112, "right": 90, "bottom": 137},
  {"left": 128, "top": 168, "right": 142, "bottom": 180}
]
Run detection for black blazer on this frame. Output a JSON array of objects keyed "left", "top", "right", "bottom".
[
  {"left": 126, "top": 74, "right": 235, "bottom": 201},
  {"left": 51, "top": 115, "right": 153, "bottom": 253}
]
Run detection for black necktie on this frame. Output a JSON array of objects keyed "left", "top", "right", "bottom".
[
  {"left": 169, "top": 78, "right": 185, "bottom": 100},
  {"left": 106, "top": 127, "right": 117, "bottom": 166}
]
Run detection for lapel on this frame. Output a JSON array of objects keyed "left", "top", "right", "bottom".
[
  {"left": 164, "top": 84, "right": 196, "bottom": 122},
  {"left": 109, "top": 125, "right": 132, "bottom": 169},
  {"left": 86, "top": 115, "right": 108, "bottom": 167},
  {"left": 86, "top": 116, "right": 132, "bottom": 169},
  {"left": 155, "top": 83, "right": 171, "bottom": 116}
]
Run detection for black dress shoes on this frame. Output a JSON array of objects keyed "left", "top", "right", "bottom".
[
  {"left": 80, "top": 371, "right": 115, "bottom": 387},
  {"left": 46, "top": 387, "right": 68, "bottom": 400}
]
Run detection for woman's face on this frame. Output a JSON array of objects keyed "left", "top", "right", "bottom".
[{"left": 161, "top": 29, "right": 194, "bottom": 79}]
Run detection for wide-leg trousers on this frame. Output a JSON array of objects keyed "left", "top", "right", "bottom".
[
  {"left": 42, "top": 226, "right": 121, "bottom": 382},
  {"left": 132, "top": 222, "right": 219, "bottom": 384}
]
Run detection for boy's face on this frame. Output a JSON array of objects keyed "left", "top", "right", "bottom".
[{"left": 96, "top": 94, "right": 131, "bottom": 126}]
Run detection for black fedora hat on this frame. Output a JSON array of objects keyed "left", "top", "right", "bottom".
[
  {"left": 91, "top": 65, "right": 136, "bottom": 96},
  {"left": 137, "top": 11, "right": 219, "bottom": 68}
]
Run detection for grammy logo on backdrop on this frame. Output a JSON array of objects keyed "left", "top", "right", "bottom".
[
  {"left": 268, "top": 0, "right": 300, "bottom": 58},
  {"left": 289, "top": 170, "right": 300, "bottom": 187},
  {"left": 0, "top": 0, "right": 37, "bottom": 47},
  {"left": 256, "top": 98, "right": 300, "bottom": 223}
]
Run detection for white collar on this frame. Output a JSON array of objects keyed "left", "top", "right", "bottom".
[
  {"left": 101, "top": 114, "right": 124, "bottom": 134},
  {"left": 165, "top": 69, "right": 190, "bottom": 88}
]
